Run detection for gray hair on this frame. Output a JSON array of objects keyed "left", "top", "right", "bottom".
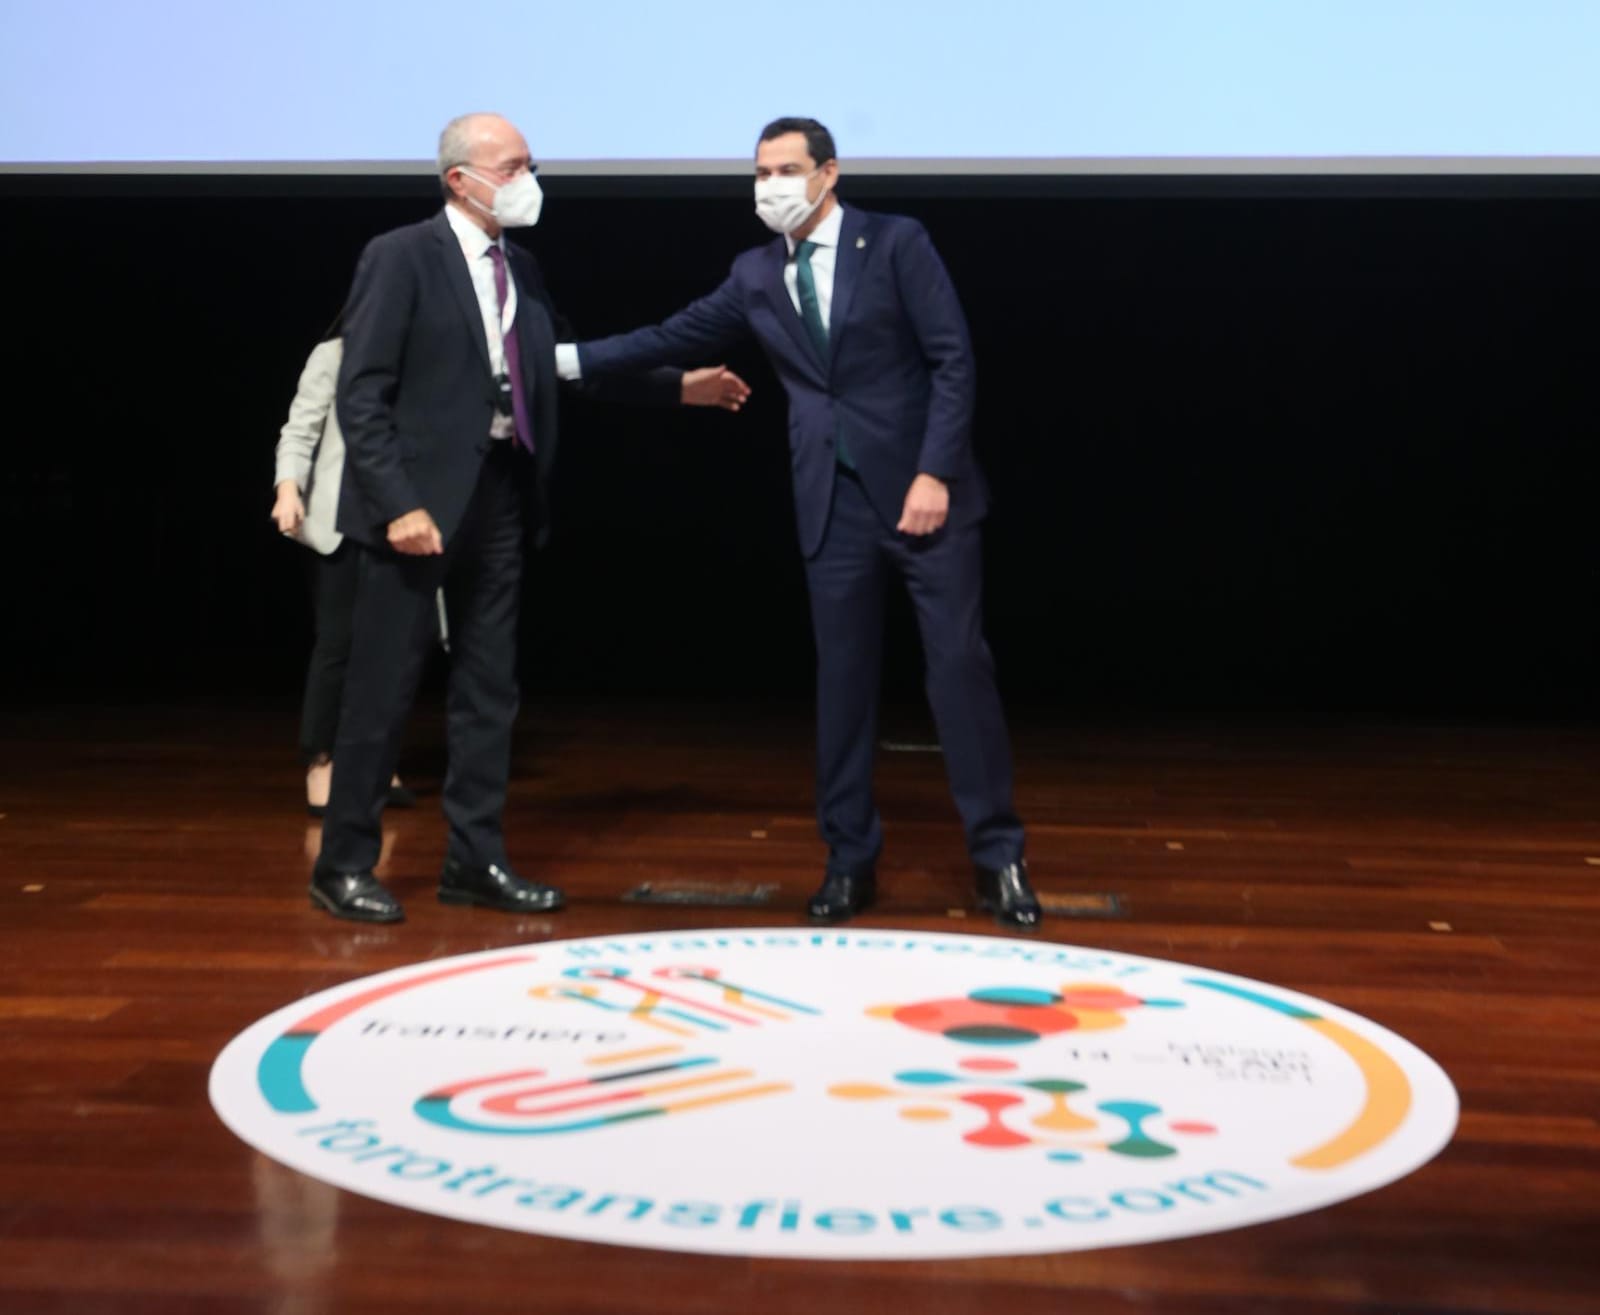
[{"left": 437, "top": 113, "right": 493, "bottom": 199}]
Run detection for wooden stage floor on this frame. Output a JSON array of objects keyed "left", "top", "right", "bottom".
[{"left": 1, "top": 697, "right": 1597, "bottom": 1313}]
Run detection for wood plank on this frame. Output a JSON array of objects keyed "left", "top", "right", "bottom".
[{"left": 0, "top": 700, "right": 1598, "bottom": 1313}]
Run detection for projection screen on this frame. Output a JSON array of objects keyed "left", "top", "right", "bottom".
[{"left": 3, "top": 0, "right": 1599, "bottom": 175}]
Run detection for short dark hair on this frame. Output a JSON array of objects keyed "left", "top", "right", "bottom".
[{"left": 757, "top": 117, "right": 837, "bottom": 167}]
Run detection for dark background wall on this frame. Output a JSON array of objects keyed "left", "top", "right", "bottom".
[{"left": 3, "top": 176, "right": 1597, "bottom": 719}]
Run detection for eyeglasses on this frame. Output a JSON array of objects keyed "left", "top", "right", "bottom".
[{"left": 464, "top": 160, "right": 538, "bottom": 183}]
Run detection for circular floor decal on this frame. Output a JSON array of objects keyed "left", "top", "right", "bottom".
[{"left": 210, "top": 929, "right": 1457, "bottom": 1259}]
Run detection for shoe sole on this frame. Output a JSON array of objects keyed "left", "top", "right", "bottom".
[
  {"left": 976, "top": 896, "right": 1042, "bottom": 931},
  {"left": 437, "top": 887, "right": 564, "bottom": 914},
  {"left": 308, "top": 886, "right": 404, "bottom": 924},
  {"left": 806, "top": 899, "right": 875, "bottom": 926}
]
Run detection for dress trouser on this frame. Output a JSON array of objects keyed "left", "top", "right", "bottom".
[
  {"left": 298, "top": 540, "right": 358, "bottom": 764},
  {"left": 317, "top": 443, "right": 524, "bottom": 873},
  {"left": 803, "top": 467, "right": 1025, "bottom": 875}
]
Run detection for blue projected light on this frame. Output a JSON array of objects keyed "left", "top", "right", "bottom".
[{"left": 2, "top": 1, "right": 1598, "bottom": 172}]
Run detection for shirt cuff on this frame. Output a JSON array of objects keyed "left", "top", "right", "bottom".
[{"left": 555, "top": 343, "right": 582, "bottom": 381}]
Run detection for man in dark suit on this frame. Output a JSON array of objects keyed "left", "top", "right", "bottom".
[
  {"left": 562, "top": 118, "right": 1040, "bottom": 928},
  {"left": 312, "top": 112, "right": 749, "bottom": 923}
]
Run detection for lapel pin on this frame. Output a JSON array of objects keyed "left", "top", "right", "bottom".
[{"left": 856, "top": 236, "right": 866, "bottom": 249}]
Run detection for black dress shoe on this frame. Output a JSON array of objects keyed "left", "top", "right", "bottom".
[
  {"left": 438, "top": 857, "right": 564, "bottom": 913},
  {"left": 309, "top": 867, "right": 405, "bottom": 923},
  {"left": 806, "top": 869, "right": 877, "bottom": 925},
  {"left": 975, "top": 860, "right": 1042, "bottom": 929}
]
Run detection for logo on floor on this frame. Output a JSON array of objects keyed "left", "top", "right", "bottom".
[{"left": 209, "top": 929, "right": 1457, "bottom": 1258}]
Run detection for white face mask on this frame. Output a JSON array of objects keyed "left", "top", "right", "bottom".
[
  {"left": 754, "top": 169, "right": 828, "bottom": 235},
  {"left": 461, "top": 167, "right": 544, "bottom": 228}
]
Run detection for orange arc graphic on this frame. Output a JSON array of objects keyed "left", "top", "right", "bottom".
[
  {"left": 1292, "top": 1018, "right": 1413, "bottom": 1170},
  {"left": 656, "top": 1082, "right": 794, "bottom": 1116}
]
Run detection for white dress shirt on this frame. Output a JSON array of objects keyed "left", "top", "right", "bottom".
[
  {"left": 444, "top": 202, "right": 518, "bottom": 440},
  {"left": 783, "top": 200, "right": 844, "bottom": 328},
  {"left": 553, "top": 201, "right": 847, "bottom": 381}
]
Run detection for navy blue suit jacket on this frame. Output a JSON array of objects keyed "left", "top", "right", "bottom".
[
  {"left": 337, "top": 210, "right": 680, "bottom": 550},
  {"left": 578, "top": 207, "right": 986, "bottom": 558}
]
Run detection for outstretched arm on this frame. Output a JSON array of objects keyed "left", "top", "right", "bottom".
[
  {"left": 526, "top": 252, "right": 749, "bottom": 409},
  {"left": 570, "top": 272, "right": 751, "bottom": 378},
  {"left": 558, "top": 356, "right": 750, "bottom": 412}
]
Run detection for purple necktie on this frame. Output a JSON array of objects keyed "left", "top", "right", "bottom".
[{"left": 485, "top": 244, "right": 533, "bottom": 453}]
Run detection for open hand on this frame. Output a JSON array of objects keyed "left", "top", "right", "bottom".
[
  {"left": 682, "top": 365, "right": 752, "bottom": 412},
  {"left": 897, "top": 474, "right": 950, "bottom": 536}
]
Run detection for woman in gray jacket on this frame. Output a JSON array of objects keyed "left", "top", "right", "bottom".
[{"left": 270, "top": 327, "right": 419, "bottom": 816}]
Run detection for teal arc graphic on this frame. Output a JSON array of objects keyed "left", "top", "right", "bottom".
[{"left": 255, "top": 954, "right": 539, "bottom": 1114}]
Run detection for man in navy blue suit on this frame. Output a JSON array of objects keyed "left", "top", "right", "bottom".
[{"left": 561, "top": 118, "right": 1039, "bottom": 928}]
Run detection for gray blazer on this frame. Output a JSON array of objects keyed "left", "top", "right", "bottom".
[{"left": 272, "top": 338, "right": 345, "bottom": 555}]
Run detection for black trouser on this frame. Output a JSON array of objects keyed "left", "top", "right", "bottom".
[
  {"left": 318, "top": 444, "right": 524, "bottom": 873},
  {"left": 298, "top": 541, "right": 359, "bottom": 764}
]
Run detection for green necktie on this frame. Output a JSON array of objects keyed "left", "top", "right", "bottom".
[
  {"left": 794, "top": 239, "right": 830, "bottom": 361},
  {"left": 795, "top": 239, "right": 855, "bottom": 470}
]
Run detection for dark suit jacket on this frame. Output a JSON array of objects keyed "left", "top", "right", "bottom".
[
  {"left": 577, "top": 207, "right": 986, "bottom": 557},
  {"left": 336, "top": 209, "right": 680, "bottom": 549}
]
